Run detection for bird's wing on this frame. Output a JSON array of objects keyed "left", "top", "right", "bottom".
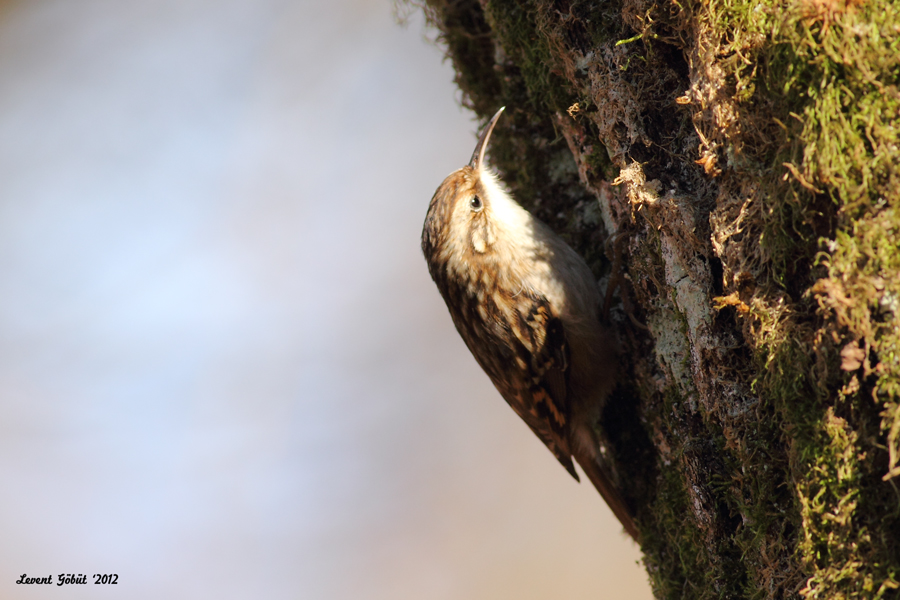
[
  {"left": 439, "top": 277, "right": 577, "bottom": 479},
  {"left": 491, "top": 291, "right": 579, "bottom": 481}
]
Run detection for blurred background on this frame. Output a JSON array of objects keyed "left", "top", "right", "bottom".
[{"left": 0, "top": 0, "right": 650, "bottom": 598}]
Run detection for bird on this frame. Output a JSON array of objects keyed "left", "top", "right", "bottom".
[{"left": 421, "top": 107, "right": 639, "bottom": 541}]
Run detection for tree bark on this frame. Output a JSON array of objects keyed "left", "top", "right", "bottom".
[{"left": 406, "top": 0, "right": 900, "bottom": 597}]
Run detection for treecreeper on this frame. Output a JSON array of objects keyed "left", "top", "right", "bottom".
[{"left": 421, "top": 107, "right": 639, "bottom": 542}]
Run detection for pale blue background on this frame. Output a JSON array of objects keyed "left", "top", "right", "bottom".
[{"left": 0, "top": 1, "right": 649, "bottom": 598}]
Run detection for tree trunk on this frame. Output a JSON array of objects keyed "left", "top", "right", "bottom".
[{"left": 405, "top": 0, "right": 900, "bottom": 597}]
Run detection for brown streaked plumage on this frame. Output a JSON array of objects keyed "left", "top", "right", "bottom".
[{"left": 421, "top": 107, "right": 639, "bottom": 541}]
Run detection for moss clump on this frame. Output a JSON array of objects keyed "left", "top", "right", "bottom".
[{"left": 700, "top": 0, "right": 900, "bottom": 595}]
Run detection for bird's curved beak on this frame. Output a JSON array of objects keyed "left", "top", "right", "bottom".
[{"left": 469, "top": 107, "right": 505, "bottom": 171}]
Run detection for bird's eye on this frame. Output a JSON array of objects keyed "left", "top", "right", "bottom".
[{"left": 470, "top": 195, "right": 483, "bottom": 211}]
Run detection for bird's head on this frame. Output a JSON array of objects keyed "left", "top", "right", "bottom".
[{"left": 422, "top": 107, "right": 529, "bottom": 271}]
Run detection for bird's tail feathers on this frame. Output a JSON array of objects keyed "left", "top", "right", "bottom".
[{"left": 574, "top": 452, "right": 640, "bottom": 542}]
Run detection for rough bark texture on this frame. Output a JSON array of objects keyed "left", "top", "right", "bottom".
[{"left": 403, "top": 0, "right": 900, "bottom": 597}]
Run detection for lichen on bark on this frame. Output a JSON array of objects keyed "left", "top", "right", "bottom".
[{"left": 402, "top": 0, "right": 900, "bottom": 597}]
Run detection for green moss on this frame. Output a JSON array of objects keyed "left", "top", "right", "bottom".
[
  {"left": 584, "top": 142, "right": 617, "bottom": 183},
  {"left": 642, "top": 435, "right": 716, "bottom": 600},
  {"left": 708, "top": 0, "right": 900, "bottom": 593},
  {"left": 481, "top": 1, "right": 577, "bottom": 113}
]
